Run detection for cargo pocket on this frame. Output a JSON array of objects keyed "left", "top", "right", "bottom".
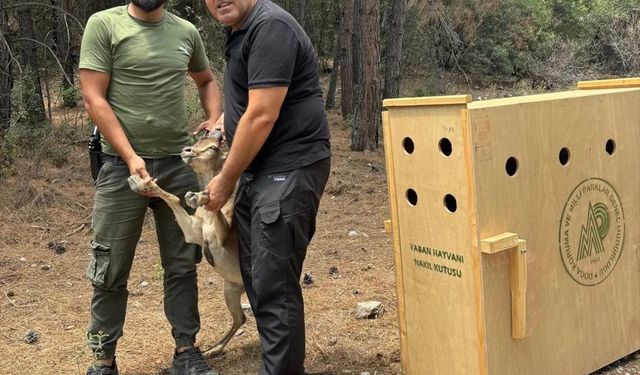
[
  {"left": 259, "top": 201, "right": 280, "bottom": 225},
  {"left": 258, "top": 201, "right": 290, "bottom": 258},
  {"left": 86, "top": 241, "right": 110, "bottom": 287}
]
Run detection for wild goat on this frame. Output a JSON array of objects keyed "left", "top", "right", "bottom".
[{"left": 127, "top": 130, "right": 245, "bottom": 355}]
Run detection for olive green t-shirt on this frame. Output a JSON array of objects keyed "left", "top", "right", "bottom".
[{"left": 79, "top": 6, "right": 209, "bottom": 157}]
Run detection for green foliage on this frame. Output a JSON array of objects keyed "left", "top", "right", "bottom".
[
  {"left": 61, "top": 86, "right": 81, "bottom": 108},
  {"left": 400, "top": 0, "right": 640, "bottom": 89},
  {"left": 3, "top": 75, "right": 86, "bottom": 170},
  {"left": 11, "top": 68, "right": 46, "bottom": 130}
]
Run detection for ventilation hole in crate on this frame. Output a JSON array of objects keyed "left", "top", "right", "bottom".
[
  {"left": 439, "top": 138, "right": 453, "bottom": 157},
  {"left": 559, "top": 147, "right": 571, "bottom": 166},
  {"left": 505, "top": 157, "right": 519, "bottom": 176},
  {"left": 444, "top": 194, "right": 457, "bottom": 213},
  {"left": 403, "top": 137, "right": 415, "bottom": 155},
  {"left": 406, "top": 189, "right": 418, "bottom": 206},
  {"left": 606, "top": 139, "right": 616, "bottom": 156}
]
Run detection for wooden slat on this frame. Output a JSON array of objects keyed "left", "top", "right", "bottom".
[
  {"left": 578, "top": 77, "right": 640, "bottom": 90},
  {"left": 467, "top": 88, "right": 639, "bottom": 109},
  {"left": 480, "top": 232, "right": 518, "bottom": 254},
  {"left": 462, "top": 109, "right": 490, "bottom": 375},
  {"left": 510, "top": 239, "right": 527, "bottom": 340},
  {"left": 383, "top": 94, "right": 472, "bottom": 108}
]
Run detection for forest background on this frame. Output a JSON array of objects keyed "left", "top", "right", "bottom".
[
  {"left": 2, "top": 0, "right": 640, "bottom": 166},
  {"left": 2, "top": 0, "right": 640, "bottom": 374}
]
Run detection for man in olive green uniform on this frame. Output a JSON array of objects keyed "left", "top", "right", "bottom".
[{"left": 79, "top": 1, "right": 221, "bottom": 374}]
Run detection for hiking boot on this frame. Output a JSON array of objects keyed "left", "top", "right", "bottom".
[
  {"left": 171, "top": 347, "right": 219, "bottom": 375},
  {"left": 86, "top": 359, "right": 119, "bottom": 375}
]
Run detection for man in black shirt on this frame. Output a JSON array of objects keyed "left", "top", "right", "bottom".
[{"left": 202, "top": 0, "right": 331, "bottom": 374}]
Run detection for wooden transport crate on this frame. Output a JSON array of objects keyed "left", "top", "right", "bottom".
[{"left": 382, "top": 78, "right": 640, "bottom": 375}]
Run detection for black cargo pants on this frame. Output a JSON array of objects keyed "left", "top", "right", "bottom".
[{"left": 235, "top": 158, "right": 330, "bottom": 375}]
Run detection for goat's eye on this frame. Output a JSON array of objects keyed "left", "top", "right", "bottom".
[{"left": 208, "top": 146, "right": 218, "bottom": 152}]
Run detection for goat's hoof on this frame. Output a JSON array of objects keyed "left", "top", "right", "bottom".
[
  {"left": 185, "top": 192, "right": 199, "bottom": 209},
  {"left": 128, "top": 176, "right": 151, "bottom": 193},
  {"left": 185, "top": 191, "right": 209, "bottom": 209},
  {"left": 127, "top": 176, "right": 161, "bottom": 196}
]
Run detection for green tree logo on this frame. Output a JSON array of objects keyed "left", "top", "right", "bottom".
[
  {"left": 559, "top": 178, "right": 625, "bottom": 286},
  {"left": 576, "top": 203, "right": 609, "bottom": 261}
]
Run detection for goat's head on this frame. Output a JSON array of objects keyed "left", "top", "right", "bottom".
[{"left": 181, "top": 130, "right": 226, "bottom": 176}]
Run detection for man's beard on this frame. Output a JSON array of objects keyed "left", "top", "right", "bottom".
[{"left": 130, "top": 0, "right": 166, "bottom": 12}]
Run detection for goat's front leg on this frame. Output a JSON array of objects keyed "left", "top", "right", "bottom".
[
  {"left": 185, "top": 190, "right": 230, "bottom": 246},
  {"left": 127, "top": 176, "right": 203, "bottom": 245},
  {"left": 185, "top": 191, "right": 209, "bottom": 210}
]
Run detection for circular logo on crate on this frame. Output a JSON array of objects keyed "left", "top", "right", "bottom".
[{"left": 559, "top": 178, "right": 625, "bottom": 286}]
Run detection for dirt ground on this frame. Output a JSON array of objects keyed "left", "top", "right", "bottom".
[{"left": 0, "top": 110, "right": 638, "bottom": 375}]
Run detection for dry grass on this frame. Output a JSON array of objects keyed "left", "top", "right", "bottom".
[
  {"left": 0, "top": 112, "right": 401, "bottom": 375},
  {"left": 0, "top": 108, "right": 637, "bottom": 374}
]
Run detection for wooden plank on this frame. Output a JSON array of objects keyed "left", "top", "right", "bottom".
[
  {"left": 578, "top": 77, "right": 640, "bottom": 90},
  {"left": 382, "top": 110, "right": 410, "bottom": 375},
  {"left": 387, "top": 103, "right": 483, "bottom": 374},
  {"left": 383, "top": 94, "right": 472, "bottom": 108},
  {"left": 510, "top": 239, "right": 527, "bottom": 340},
  {"left": 461, "top": 109, "right": 489, "bottom": 375},
  {"left": 480, "top": 232, "right": 518, "bottom": 254},
  {"left": 468, "top": 89, "right": 640, "bottom": 374},
  {"left": 467, "top": 88, "right": 640, "bottom": 110}
]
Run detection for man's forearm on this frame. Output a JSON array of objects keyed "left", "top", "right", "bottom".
[
  {"left": 198, "top": 80, "right": 222, "bottom": 121},
  {"left": 85, "top": 97, "right": 137, "bottom": 162},
  {"left": 219, "top": 113, "right": 274, "bottom": 183}
]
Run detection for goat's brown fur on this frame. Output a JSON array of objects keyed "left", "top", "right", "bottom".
[{"left": 128, "top": 132, "right": 245, "bottom": 356}]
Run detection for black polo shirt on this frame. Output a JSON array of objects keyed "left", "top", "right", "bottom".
[{"left": 223, "top": 0, "right": 331, "bottom": 175}]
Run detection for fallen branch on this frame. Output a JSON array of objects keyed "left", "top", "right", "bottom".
[
  {"left": 4, "top": 291, "right": 33, "bottom": 308},
  {"left": 74, "top": 202, "right": 89, "bottom": 211},
  {"left": 64, "top": 223, "right": 87, "bottom": 237},
  {"left": 28, "top": 225, "right": 50, "bottom": 231}
]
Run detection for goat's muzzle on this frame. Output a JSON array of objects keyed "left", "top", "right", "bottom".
[{"left": 181, "top": 146, "right": 194, "bottom": 164}]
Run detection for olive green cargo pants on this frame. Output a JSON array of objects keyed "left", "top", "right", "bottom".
[{"left": 86, "top": 155, "right": 202, "bottom": 359}]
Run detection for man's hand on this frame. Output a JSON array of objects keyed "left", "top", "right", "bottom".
[
  {"left": 204, "top": 173, "right": 235, "bottom": 211},
  {"left": 192, "top": 113, "right": 225, "bottom": 139},
  {"left": 126, "top": 155, "right": 158, "bottom": 197}
]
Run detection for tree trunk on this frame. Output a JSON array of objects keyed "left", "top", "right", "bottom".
[
  {"left": 351, "top": 0, "right": 380, "bottom": 151},
  {"left": 383, "top": 0, "right": 407, "bottom": 99},
  {"left": 56, "top": 0, "right": 76, "bottom": 91},
  {"left": 52, "top": 0, "right": 78, "bottom": 108},
  {"left": 0, "top": 6, "right": 13, "bottom": 136},
  {"left": 339, "top": 0, "right": 354, "bottom": 118},
  {"left": 351, "top": 0, "right": 362, "bottom": 89},
  {"left": 17, "top": 6, "right": 46, "bottom": 126},
  {"left": 325, "top": 27, "right": 340, "bottom": 110},
  {"left": 297, "top": 0, "right": 307, "bottom": 31}
]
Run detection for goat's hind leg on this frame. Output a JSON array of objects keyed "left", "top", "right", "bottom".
[
  {"left": 207, "top": 280, "right": 246, "bottom": 356},
  {"left": 127, "top": 176, "right": 203, "bottom": 245}
]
